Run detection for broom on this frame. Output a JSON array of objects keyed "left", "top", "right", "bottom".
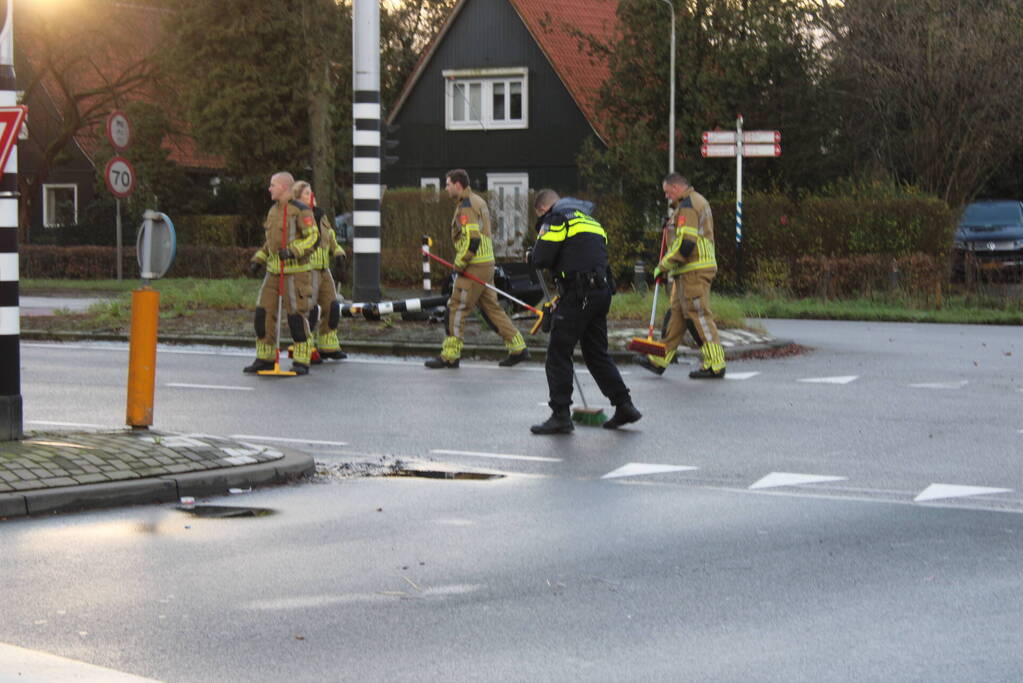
[
  {"left": 259, "top": 204, "right": 297, "bottom": 377},
  {"left": 535, "top": 271, "right": 607, "bottom": 426},
  {"left": 626, "top": 225, "right": 669, "bottom": 357}
]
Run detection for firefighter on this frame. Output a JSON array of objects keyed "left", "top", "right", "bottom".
[
  {"left": 528, "top": 189, "right": 641, "bottom": 434},
  {"left": 425, "top": 169, "right": 529, "bottom": 369},
  {"left": 639, "top": 173, "right": 726, "bottom": 378},
  {"left": 293, "top": 181, "right": 347, "bottom": 363},
  {"left": 243, "top": 172, "right": 319, "bottom": 375}
]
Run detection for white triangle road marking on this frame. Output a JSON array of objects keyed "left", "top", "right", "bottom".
[
  {"left": 914, "top": 483, "right": 1013, "bottom": 503},
  {"left": 601, "top": 462, "right": 698, "bottom": 479},
  {"left": 909, "top": 380, "right": 968, "bottom": 389},
  {"left": 749, "top": 472, "right": 848, "bottom": 490},
  {"left": 725, "top": 371, "right": 760, "bottom": 380},
  {"left": 0, "top": 642, "right": 160, "bottom": 681},
  {"left": 798, "top": 375, "right": 859, "bottom": 385}
]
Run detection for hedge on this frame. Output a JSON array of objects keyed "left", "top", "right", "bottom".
[{"left": 20, "top": 245, "right": 258, "bottom": 279}]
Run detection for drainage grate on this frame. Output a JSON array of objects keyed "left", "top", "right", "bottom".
[
  {"left": 389, "top": 469, "right": 505, "bottom": 481},
  {"left": 177, "top": 505, "right": 275, "bottom": 518}
]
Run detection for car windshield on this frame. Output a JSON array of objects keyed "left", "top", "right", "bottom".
[{"left": 961, "top": 202, "right": 1022, "bottom": 225}]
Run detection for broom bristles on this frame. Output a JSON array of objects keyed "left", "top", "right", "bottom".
[
  {"left": 627, "top": 337, "right": 668, "bottom": 356},
  {"left": 572, "top": 407, "right": 607, "bottom": 426}
]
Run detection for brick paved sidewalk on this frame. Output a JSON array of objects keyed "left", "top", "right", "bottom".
[{"left": 0, "top": 430, "right": 313, "bottom": 519}]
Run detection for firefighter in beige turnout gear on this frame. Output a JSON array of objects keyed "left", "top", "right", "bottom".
[
  {"left": 425, "top": 169, "right": 528, "bottom": 369},
  {"left": 293, "top": 181, "right": 347, "bottom": 363},
  {"left": 244, "top": 172, "right": 319, "bottom": 376},
  {"left": 640, "top": 173, "right": 726, "bottom": 379}
]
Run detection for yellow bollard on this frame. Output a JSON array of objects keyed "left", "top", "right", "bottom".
[{"left": 126, "top": 287, "right": 160, "bottom": 428}]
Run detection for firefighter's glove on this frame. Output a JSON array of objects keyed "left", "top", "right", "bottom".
[
  {"left": 453, "top": 259, "right": 467, "bottom": 272},
  {"left": 278, "top": 248, "right": 295, "bottom": 261},
  {"left": 248, "top": 261, "right": 262, "bottom": 277},
  {"left": 652, "top": 265, "right": 663, "bottom": 280}
]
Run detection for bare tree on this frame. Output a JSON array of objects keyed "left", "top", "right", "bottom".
[
  {"left": 822, "top": 0, "right": 1023, "bottom": 207},
  {"left": 15, "top": 1, "right": 163, "bottom": 238}
]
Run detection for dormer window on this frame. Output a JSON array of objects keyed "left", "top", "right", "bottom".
[{"left": 443, "top": 68, "right": 528, "bottom": 131}]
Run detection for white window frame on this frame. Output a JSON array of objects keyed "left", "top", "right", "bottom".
[
  {"left": 420, "top": 177, "right": 440, "bottom": 202},
  {"left": 42, "top": 183, "right": 78, "bottom": 228},
  {"left": 443, "top": 67, "right": 528, "bottom": 131}
]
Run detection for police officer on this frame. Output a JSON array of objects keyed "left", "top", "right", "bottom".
[
  {"left": 293, "top": 181, "right": 347, "bottom": 363},
  {"left": 639, "top": 173, "right": 726, "bottom": 379},
  {"left": 244, "top": 172, "right": 319, "bottom": 375},
  {"left": 425, "top": 169, "right": 529, "bottom": 369},
  {"left": 529, "top": 189, "right": 641, "bottom": 434}
]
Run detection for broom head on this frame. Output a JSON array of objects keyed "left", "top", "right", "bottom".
[
  {"left": 258, "top": 360, "right": 297, "bottom": 377},
  {"left": 572, "top": 406, "right": 607, "bottom": 426},
  {"left": 627, "top": 336, "right": 668, "bottom": 357}
]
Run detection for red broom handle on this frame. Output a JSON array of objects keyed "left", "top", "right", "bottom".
[{"left": 423, "top": 248, "right": 543, "bottom": 316}]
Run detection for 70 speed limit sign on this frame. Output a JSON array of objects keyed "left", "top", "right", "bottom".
[{"left": 105, "top": 156, "right": 136, "bottom": 199}]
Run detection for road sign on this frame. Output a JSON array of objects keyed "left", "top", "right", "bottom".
[
  {"left": 106, "top": 110, "right": 132, "bottom": 150},
  {"left": 701, "top": 143, "right": 781, "bottom": 158},
  {"left": 105, "top": 156, "right": 136, "bottom": 198},
  {"left": 137, "top": 210, "right": 176, "bottom": 280},
  {"left": 0, "top": 105, "right": 27, "bottom": 172},
  {"left": 702, "top": 130, "right": 780, "bottom": 145}
]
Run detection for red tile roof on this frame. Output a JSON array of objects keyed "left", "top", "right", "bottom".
[
  {"left": 388, "top": 0, "right": 620, "bottom": 143},
  {"left": 18, "top": 1, "right": 222, "bottom": 171},
  {"left": 507, "top": 0, "right": 619, "bottom": 142}
]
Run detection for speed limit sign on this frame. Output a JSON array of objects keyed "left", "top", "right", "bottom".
[{"left": 105, "top": 156, "right": 136, "bottom": 199}]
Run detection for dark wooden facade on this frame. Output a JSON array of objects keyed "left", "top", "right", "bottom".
[{"left": 383, "top": 0, "right": 602, "bottom": 194}]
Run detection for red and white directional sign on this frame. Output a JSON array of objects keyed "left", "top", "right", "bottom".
[
  {"left": 0, "top": 105, "right": 28, "bottom": 172},
  {"left": 106, "top": 110, "right": 132, "bottom": 150},
  {"left": 104, "top": 155, "right": 136, "bottom": 199},
  {"left": 702, "top": 130, "right": 780, "bottom": 145},
  {"left": 701, "top": 143, "right": 781, "bottom": 158}
]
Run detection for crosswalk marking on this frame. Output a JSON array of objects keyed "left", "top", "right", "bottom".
[
  {"left": 914, "top": 483, "right": 1013, "bottom": 503},
  {"left": 0, "top": 642, "right": 160, "bottom": 682},
  {"left": 797, "top": 375, "right": 859, "bottom": 385},
  {"left": 602, "top": 463, "right": 698, "bottom": 479},
  {"left": 749, "top": 472, "right": 848, "bottom": 490},
  {"left": 166, "top": 383, "right": 253, "bottom": 391}
]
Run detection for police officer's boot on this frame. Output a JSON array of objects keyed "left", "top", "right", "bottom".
[
  {"left": 602, "top": 401, "right": 642, "bottom": 430},
  {"left": 530, "top": 407, "right": 574, "bottom": 435}
]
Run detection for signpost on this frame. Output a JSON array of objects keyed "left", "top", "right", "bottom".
[
  {"left": 104, "top": 111, "right": 134, "bottom": 281},
  {"left": 701, "top": 116, "right": 781, "bottom": 289}
]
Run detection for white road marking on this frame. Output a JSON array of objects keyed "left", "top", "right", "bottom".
[
  {"left": 230, "top": 434, "right": 349, "bottom": 447},
  {"left": 165, "top": 383, "right": 253, "bottom": 391},
  {"left": 725, "top": 371, "right": 760, "bottom": 380},
  {"left": 430, "top": 449, "right": 562, "bottom": 463},
  {"left": 798, "top": 375, "right": 859, "bottom": 385},
  {"left": 0, "top": 642, "right": 160, "bottom": 682},
  {"left": 749, "top": 472, "right": 848, "bottom": 490},
  {"left": 914, "top": 483, "right": 1013, "bottom": 503},
  {"left": 26, "top": 420, "right": 106, "bottom": 429},
  {"left": 908, "top": 380, "right": 968, "bottom": 389},
  {"left": 602, "top": 462, "right": 699, "bottom": 479}
]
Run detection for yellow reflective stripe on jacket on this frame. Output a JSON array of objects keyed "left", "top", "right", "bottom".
[
  {"left": 455, "top": 226, "right": 495, "bottom": 264},
  {"left": 539, "top": 211, "right": 607, "bottom": 243},
  {"left": 664, "top": 229, "right": 716, "bottom": 275},
  {"left": 263, "top": 253, "right": 312, "bottom": 274}
]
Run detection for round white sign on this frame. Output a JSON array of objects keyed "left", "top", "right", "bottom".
[
  {"left": 105, "top": 156, "right": 136, "bottom": 199},
  {"left": 106, "top": 110, "right": 132, "bottom": 149}
]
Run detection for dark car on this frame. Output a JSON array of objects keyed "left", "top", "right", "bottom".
[{"left": 953, "top": 200, "right": 1023, "bottom": 277}]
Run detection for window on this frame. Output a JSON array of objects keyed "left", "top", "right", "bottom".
[
  {"left": 443, "top": 68, "right": 528, "bottom": 131},
  {"left": 420, "top": 177, "right": 440, "bottom": 202},
  {"left": 43, "top": 184, "right": 77, "bottom": 228}
]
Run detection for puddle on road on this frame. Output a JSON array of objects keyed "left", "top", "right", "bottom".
[{"left": 176, "top": 505, "right": 276, "bottom": 518}]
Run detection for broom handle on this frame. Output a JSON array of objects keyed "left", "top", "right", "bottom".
[
  {"left": 646, "top": 225, "right": 669, "bottom": 339},
  {"left": 573, "top": 370, "right": 590, "bottom": 410},
  {"left": 423, "top": 248, "right": 543, "bottom": 315}
]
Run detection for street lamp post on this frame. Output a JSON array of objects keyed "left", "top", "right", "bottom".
[{"left": 659, "top": 0, "right": 675, "bottom": 175}]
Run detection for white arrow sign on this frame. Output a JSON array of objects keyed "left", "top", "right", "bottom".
[{"left": 701, "top": 143, "right": 781, "bottom": 158}]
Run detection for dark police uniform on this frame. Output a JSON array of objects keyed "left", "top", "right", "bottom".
[{"left": 529, "top": 197, "right": 640, "bottom": 433}]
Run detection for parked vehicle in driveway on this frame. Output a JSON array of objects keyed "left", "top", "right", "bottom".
[{"left": 953, "top": 199, "right": 1023, "bottom": 278}]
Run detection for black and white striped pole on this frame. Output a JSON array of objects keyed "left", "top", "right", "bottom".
[
  {"left": 0, "top": 0, "right": 24, "bottom": 441},
  {"left": 352, "top": 0, "right": 382, "bottom": 302},
  {"left": 421, "top": 234, "right": 432, "bottom": 293}
]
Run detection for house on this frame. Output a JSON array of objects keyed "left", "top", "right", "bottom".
[
  {"left": 13, "top": 0, "right": 220, "bottom": 241},
  {"left": 384, "top": 0, "right": 619, "bottom": 255}
]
